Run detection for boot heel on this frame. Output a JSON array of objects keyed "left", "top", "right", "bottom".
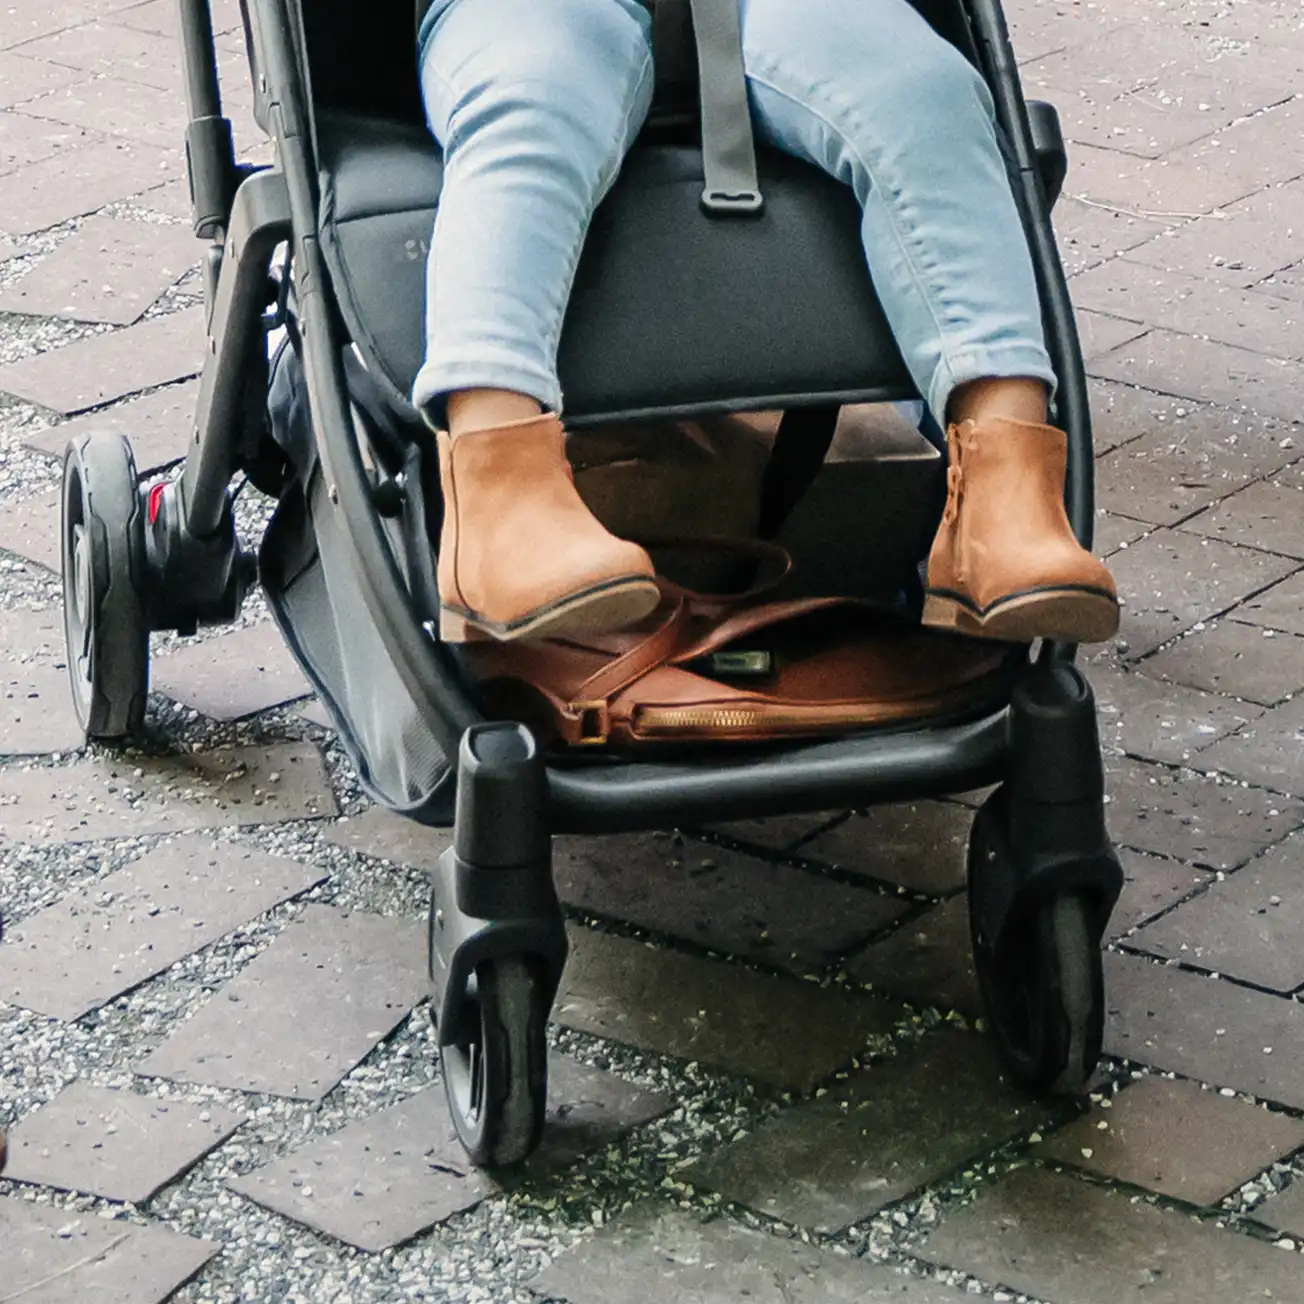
[{"left": 439, "top": 610, "right": 492, "bottom": 644}]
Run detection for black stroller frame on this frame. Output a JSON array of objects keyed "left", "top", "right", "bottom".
[{"left": 62, "top": 0, "right": 1124, "bottom": 1166}]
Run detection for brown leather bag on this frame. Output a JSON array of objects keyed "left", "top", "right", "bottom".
[{"left": 460, "top": 542, "right": 1012, "bottom": 750}]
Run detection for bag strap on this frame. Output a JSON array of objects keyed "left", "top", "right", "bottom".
[{"left": 758, "top": 405, "right": 841, "bottom": 538}]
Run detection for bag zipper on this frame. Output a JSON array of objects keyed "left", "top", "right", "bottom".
[{"left": 632, "top": 699, "right": 929, "bottom": 738}]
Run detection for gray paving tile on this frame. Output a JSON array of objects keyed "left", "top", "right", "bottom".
[
  {"left": 1086, "top": 377, "right": 1210, "bottom": 457},
  {"left": 0, "top": 742, "right": 337, "bottom": 847},
  {"left": 4, "top": 1080, "right": 244, "bottom": 1203},
  {"left": 20, "top": 75, "right": 188, "bottom": 150},
  {"left": 554, "top": 925, "right": 900, "bottom": 1092},
  {"left": 1, "top": 661, "right": 83, "bottom": 756},
  {"left": 0, "top": 107, "right": 90, "bottom": 170},
  {"left": 1199, "top": 694, "right": 1304, "bottom": 796},
  {"left": 1091, "top": 330, "right": 1300, "bottom": 424},
  {"left": 298, "top": 697, "right": 335, "bottom": 732},
  {"left": 684, "top": 1033, "right": 1039, "bottom": 1232},
  {"left": 1104, "top": 529, "right": 1297, "bottom": 659},
  {"left": 532, "top": 1200, "right": 974, "bottom": 1304},
  {"left": 0, "top": 485, "right": 60, "bottom": 571},
  {"left": 1053, "top": 195, "right": 1169, "bottom": 278},
  {"left": 11, "top": 19, "right": 181, "bottom": 90},
  {"left": 322, "top": 806, "right": 451, "bottom": 872},
  {"left": 1252, "top": 1181, "right": 1304, "bottom": 1240},
  {"left": 1109, "top": 849, "right": 1211, "bottom": 939},
  {"left": 1234, "top": 569, "right": 1304, "bottom": 637},
  {"left": 24, "top": 381, "right": 199, "bottom": 472},
  {"left": 0, "top": 833, "right": 325, "bottom": 1019},
  {"left": 0, "top": 213, "right": 197, "bottom": 324},
  {"left": 229, "top": 1055, "right": 672, "bottom": 1251},
  {"left": 1094, "top": 410, "right": 1296, "bottom": 527},
  {"left": 845, "top": 896, "right": 982, "bottom": 1018},
  {"left": 1071, "top": 259, "right": 1304, "bottom": 360},
  {"left": 1139, "top": 620, "right": 1304, "bottom": 707},
  {"left": 554, "top": 832, "right": 906, "bottom": 973},
  {"left": 918, "top": 1166, "right": 1304, "bottom": 1304},
  {"left": 0, "top": 307, "right": 203, "bottom": 413},
  {"left": 0, "top": 52, "right": 82, "bottom": 109},
  {"left": 152, "top": 622, "right": 312, "bottom": 722},
  {"left": 794, "top": 801, "right": 972, "bottom": 897},
  {"left": 1105, "top": 951, "right": 1304, "bottom": 1109},
  {"left": 1090, "top": 662, "right": 1262, "bottom": 764},
  {"left": 0, "top": 138, "right": 177, "bottom": 237},
  {"left": 1127, "top": 831, "right": 1304, "bottom": 992},
  {"left": 1104, "top": 754, "right": 1304, "bottom": 870},
  {"left": 137, "top": 904, "right": 426, "bottom": 1100},
  {"left": 702, "top": 811, "right": 841, "bottom": 852},
  {"left": 1184, "top": 481, "right": 1304, "bottom": 560},
  {"left": 1, "top": 1194, "right": 217, "bottom": 1302},
  {"left": 3, "top": 604, "right": 65, "bottom": 660},
  {"left": 1094, "top": 510, "right": 1151, "bottom": 558},
  {"left": 1076, "top": 308, "right": 1148, "bottom": 361},
  {"left": 1033, "top": 1075, "right": 1304, "bottom": 1205}
]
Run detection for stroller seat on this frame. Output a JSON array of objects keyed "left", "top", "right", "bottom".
[{"left": 317, "top": 109, "right": 914, "bottom": 426}]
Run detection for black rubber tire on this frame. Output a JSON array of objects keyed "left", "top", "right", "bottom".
[
  {"left": 440, "top": 956, "right": 548, "bottom": 1168},
  {"left": 62, "top": 432, "right": 150, "bottom": 741},
  {"left": 969, "top": 820, "right": 1104, "bottom": 1095}
]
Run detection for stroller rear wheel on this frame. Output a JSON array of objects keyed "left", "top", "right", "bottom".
[
  {"left": 61, "top": 432, "right": 150, "bottom": 741},
  {"left": 439, "top": 955, "right": 549, "bottom": 1167},
  {"left": 968, "top": 796, "right": 1105, "bottom": 1095}
]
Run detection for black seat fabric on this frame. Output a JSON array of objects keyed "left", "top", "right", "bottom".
[{"left": 317, "top": 111, "right": 915, "bottom": 424}]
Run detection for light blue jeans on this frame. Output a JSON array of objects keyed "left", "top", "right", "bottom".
[{"left": 412, "top": 0, "right": 1056, "bottom": 425}]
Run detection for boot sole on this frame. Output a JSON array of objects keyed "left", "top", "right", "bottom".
[
  {"left": 440, "top": 577, "right": 661, "bottom": 644},
  {"left": 922, "top": 586, "right": 1120, "bottom": 645}
]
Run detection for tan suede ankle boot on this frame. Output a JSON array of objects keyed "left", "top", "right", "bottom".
[
  {"left": 436, "top": 414, "right": 660, "bottom": 643},
  {"left": 923, "top": 417, "right": 1120, "bottom": 644}
]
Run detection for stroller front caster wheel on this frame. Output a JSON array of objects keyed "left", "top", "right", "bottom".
[
  {"left": 61, "top": 432, "right": 150, "bottom": 741},
  {"left": 439, "top": 956, "right": 549, "bottom": 1168},
  {"left": 969, "top": 813, "right": 1105, "bottom": 1095}
]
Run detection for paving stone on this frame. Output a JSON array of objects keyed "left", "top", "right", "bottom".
[
  {"left": 1071, "top": 259, "right": 1304, "bottom": 360},
  {"left": 1104, "top": 529, "right": 1297, "bottom": 659},
  {"left": 0, "top": 833, "right": 325, "bottom": 1019},
  {"left": 151, "top": 622, "right": 312, "bottom": 721},
  {"left": 1105, "top": 951, "right": 1304, "bottom": 1109},
  {"left": 24, "top": 380, "right": 199, "bottom": 472},
  {"left": 229, "top": 1055, "right": 672, "bottom": 1251},
  {"left": 3, "top": 604, "right": 65, "bottom": 660},
  {"left": 1184, "top": 480, "right": 1304, "bottom": 561},
  {"left": 323, "top": 806, "right": 451, "bottom": 871},
  {"left": 1094, "top": 408, "right": 1294, "bottom": 527},
  {"left": 1234, "top": 569, "right": 1304, "bottom": 637},
  {"left": 554, "top": 832, "right": 907, "bottom": 973},
  {"left": 11, "top": 20, "right": 181, "bottom": 91},
  {"left": 1129, "top": 831, "right": 1304, "bottom": 992},
  {"left": 1, "top": 659, "right": 83, "bottom": 755},
  {"left": 1087, "top": 377, "right": 1208, "bottom": 457},
  {"left": 0, "top": 106, "right": 90, "bottom": 170},
  {"left": 1109, "top": 849, "right": 1212, "bottom": 939},
  {"left": 684, "top": 1033, "right": 1040, "bottom": 1232},
  {"left": 702, "top": 811, "right": 842, "bottom": 852},
  {"left": 1125, "top": 177, "right": 1304, "bottom": 289},
  {"left": 1140, "top": 620, "right": 1304, "bottom": 707},
  {"left": 0, "top": 52, "right": 82, "bottom": 108},
  {"left": 1035, "top": 1074, "right": 1304, "bottom": 1205},
  {"left": 1092, "top": 330, "right": 1299, "bottom": 424},
  {"left": 0, "top": 485, "right": 60, "bottom": 571},
  {"left": 1103, "top": 755, "right": 1303, "bottom": 871},
  {"left": 0, "top": 306, "right": 203, "bottom": 413},
  {"left": 2, "top": 1195, "right": 217, "bottom": 1303},
  {"left": 554, "top": 925, "right": 900, "bottom": 1092},
  {"left": 299, "top": 697, "right": 335, "bottom": 731},
  {"left": 1053, "top": 195, "right": 1170, "bottom": 278},
  {"left": 1075, "top": 308, "right": 1148, "bottom": 361},
  {"left": 793, "top": 801, "right": 972, "bottom": 897},
  {"left": 0, "top": 213, "right": 197, "bottom": 324},
  {"left": 4, "top": 1080, "right": 244, "bottom": 1203},
  {"left": 1095, "top": 510, "right": 1151, "bottom": 557},
  {"left": 1199, "top": 694, "right": 1304, "bottom": 796},
  {"left": 0, "top": 742, "right": 337, "bottom": 846},
  {"left": 1252, "top": 1182, "right": 1304, "bottom": 1240},
  {"left": 21, "top": 75, "right": 188, "bottom": 150},
  {"left": 0, "top": 138, "right": 176, "bottom": 236},
  {"left": 1090, "top": 662, "right": 1262, "bottom": 764},
  {"left": 845, "top": 897, "right": 982, "bottom": 1018},
  {"left": 110, "top": 0, "right": 244, "bottom": 37},
  {"left": 138, "top": 904, "right": 426, "bottom": 1100},
  {"left": 918, "top": 1166, "right": 1304, "bottom": 1304},
  {"left": 532, "top": 1200, "right": 974, "bottom": 1304}
]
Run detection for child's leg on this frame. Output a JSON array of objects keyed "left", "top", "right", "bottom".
[
  {"left": 416, "top": 0, "right": 661, "bottom": 643},
  {"left": 741, "top": 0, "right": 1118, "bottom": 644}
]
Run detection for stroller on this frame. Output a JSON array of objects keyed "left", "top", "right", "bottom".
[{"left": 60, "top": 0, "right": 1124, "bottom": 1166}]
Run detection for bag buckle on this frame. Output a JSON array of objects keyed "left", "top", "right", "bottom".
[
  {"left": 570, "top": 701, "right": 612, "bottom": 746},
  {"left": 701, "top": 187, "right": 764, "bottom": 217}
]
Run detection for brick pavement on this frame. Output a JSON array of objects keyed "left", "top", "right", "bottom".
[{"left": 4, "top": 0, "right": 1304, "bottom": 1301}]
